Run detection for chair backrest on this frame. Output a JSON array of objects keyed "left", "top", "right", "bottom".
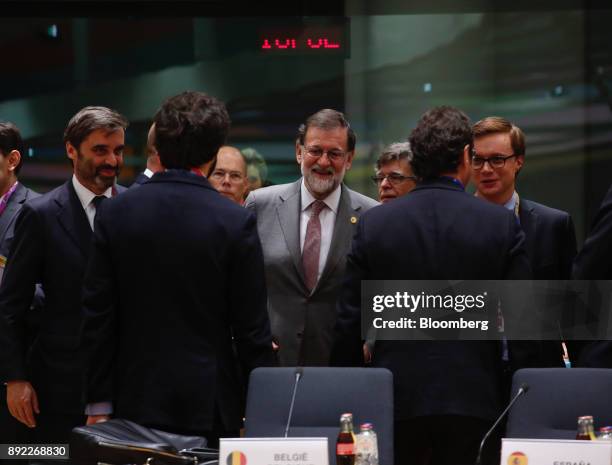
[
  {"left": 506, "top": 368, "right": 612, "bottom": 439},
  {"left": 244, "top": 367, "right": 393, "bottom": 465}
]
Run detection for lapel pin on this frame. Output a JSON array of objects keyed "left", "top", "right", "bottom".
[{"left": 350, "top": 216, "right": 357, "bottom": 224}]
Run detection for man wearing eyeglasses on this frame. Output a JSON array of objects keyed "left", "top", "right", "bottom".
[
  {"left": 372, "top": 142, "right": 418, "bottom": 203},
  {"left": 245, "top": 108, "right": 378, "bottom": 366},
  {"left": 471, "top": 116, "right": 577, "bottom": 368},
  {"left": 209, "top": 145, "right": 249, "bottom": 205}
]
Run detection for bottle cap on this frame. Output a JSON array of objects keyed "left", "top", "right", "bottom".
[{"left": 360, "top": 423, "right": 373, "bottom": 430}]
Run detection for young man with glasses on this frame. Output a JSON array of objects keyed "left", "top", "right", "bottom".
[
  {"left": 372, "top": 142, "right": 418, "bottom": 203},
  {"left": 245, "top": 108, "right": 378, "bottom": 366},
  {"left": 471, "top": 116, "right": 577, "bottom": 368}
]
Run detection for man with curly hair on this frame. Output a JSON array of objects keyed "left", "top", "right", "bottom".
[{"left": 333, "top": 106, "right": 531, "bottom": 465}]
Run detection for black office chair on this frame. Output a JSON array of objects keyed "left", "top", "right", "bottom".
[
  {"left": 506, "top": 368, "right": 612, "bottom": 439},
  {"left": 244, "top": 367, "right": 394, "bottom": 465}
]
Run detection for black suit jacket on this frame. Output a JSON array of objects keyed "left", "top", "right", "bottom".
[
  {"left": 519, "top": 198, "right": 577, "bottom": 367},
  {"left": 0, "top": 183, "right": 39, "bottom": 258},
  {"left": 572, "top": 184, "right": 612, "bottom": 367},
  {"left": 81, "top": 170, "right": 275, "bottom": 434},
  {"left": 333, "top": 178, "right": 531, "bottom": 422},
  {"left": 0, "top": 180, "right": 93, "bottom": 414}
]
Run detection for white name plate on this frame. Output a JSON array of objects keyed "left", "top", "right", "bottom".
[
  {"left": 502, "top": 438, "right": 612, "bottom": 465},
  {"left": 220, "top": 437, "right": 329, "bottom": 465}
]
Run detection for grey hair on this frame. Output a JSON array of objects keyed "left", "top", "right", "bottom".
[{"left": 375, "top": 142, "right": 413, "bottom": 170}]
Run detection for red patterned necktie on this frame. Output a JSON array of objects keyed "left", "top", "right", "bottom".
[{"left": 302, "top": 200, "right": 326, "bottom": 292}]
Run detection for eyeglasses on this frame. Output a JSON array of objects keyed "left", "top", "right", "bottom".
[
  {"left": 471, "top": 153, "right": 518, "bottom": 170},
  {"left": 303, "top": 145, "right": 347, "bottom": 161},
  {"left": 371, "top": 173, "right": 418, "bottom": 185},
  {"left": 210, "top": 170, "right": 245, "bottom": 183}
]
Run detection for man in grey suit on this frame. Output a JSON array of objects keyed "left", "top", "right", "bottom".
[{"left": 245, "top": 109, "right": 378, "bottom": 366}]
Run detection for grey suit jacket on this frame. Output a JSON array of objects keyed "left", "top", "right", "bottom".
[{"left": 245, "top": 179, "right": 378, "bottom": 366}]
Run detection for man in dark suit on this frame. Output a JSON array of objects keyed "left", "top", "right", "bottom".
[
  {"left": 471, "top": 116, "right": 577, "bottom": 368},
  {"left": 0, "top": 106, "right": 128, "bottom": 444},
  {"left": 333, "top": 106, "right": 531, "bottom": 465},
  {"left": 0, "top": 121, "right": 40, "bottom": 445},
  {"left": 81, "top": 91, "right": 275, "bottom": 445},
  {"left": 131, "top": 123, "right": 163, "bottom": 187},
  {"left": 0, "top": 122, "right": 40, "bottom": 280},
  {"left": 572, "top": 184, "right": 612, "bottom": 367},
  {"left": 245, "top": 109, "right": 378, "bottom": 367}
]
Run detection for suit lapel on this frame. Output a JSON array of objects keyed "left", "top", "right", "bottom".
[
  {"left": 519, "top": 198, "right": 537, "bottom": 259},
  {"left": 0, "top": 184, "right": 27, "bottom": 244},
  {"left": 276, "top": 180, "right": 305, "bottom": 284},
  {"left": 56, "top": 181, "right": 93, "bottom": 258},
  {"left": 316, "top": 185, "right": 360, "bottom": 291}
]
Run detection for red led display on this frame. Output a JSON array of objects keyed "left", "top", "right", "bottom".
[
  {"left": 258, "top": 23, "right": 346, "bottom": 55},
  {"left": 261, "top": 37, "right": 341, "bottom": 50}
]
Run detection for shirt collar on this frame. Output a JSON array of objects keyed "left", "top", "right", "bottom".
[
  {"left": 143, "top": 168, "right": 155, "bottom": 178},
  {"left": 300, "top": 178, "right": 342, "bottom": 214},
  {"left": 72, "top": 175, "right": 112, "bottom": 210},
  {"left": 503, "top": 191, "right": 519, "bottom": 212}
]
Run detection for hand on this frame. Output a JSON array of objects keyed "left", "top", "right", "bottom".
[
  {"left": 363, "top": 343, "right": 372, "bottom": 364},
  {"left": 272, "top": 341, "right": 279, "bottom": 352},
  {"left": 86, "top": 414, "right": 110, "bottom": 425},
  {"left": 6, "top": 380, "right": 39, "bottom": 428}
]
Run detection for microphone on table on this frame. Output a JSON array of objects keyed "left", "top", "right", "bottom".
[
  {"left": 475, "top": 382, "right": 530, "bottom": 465},
  {"left": 284, "top": 367, "right": 304, "bottom": 438}
]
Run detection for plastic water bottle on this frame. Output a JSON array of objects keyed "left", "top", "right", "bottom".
[
  {"left": 355, "top": 423, "right": 379, "bottom": 465},
  {"left": 598, "top": 426, "right": 612, "bottom": 441}
]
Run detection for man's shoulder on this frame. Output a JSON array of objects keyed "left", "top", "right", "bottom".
[
  {"left": 245, "top": 181, "right": 300, "bottom": 207},
  {"left": 343, "top": 185, "right": 379, "bottom": 211},
  {"left": 25, "top": 187, "right": 41, "bottom": 201},
  {"left": 522, "top": 198, "right": 571, "bottom": 222},
  {"left": 25, "top": 182, "right": 68, "bottom": 212}
]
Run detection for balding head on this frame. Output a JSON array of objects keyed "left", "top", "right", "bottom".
[{"left": 209, "top": 145, "right": 248, "bottom": 204}]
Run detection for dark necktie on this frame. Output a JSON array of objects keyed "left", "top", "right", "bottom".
[
  {"left": 91, "top": 195, "right": 106, "bottom": 228},
  {"left": 302, "top": 200, "right": 326, "bottom": 292}
]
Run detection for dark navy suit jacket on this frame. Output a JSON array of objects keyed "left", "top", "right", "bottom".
[
  {"left": 0, "top": 181, "right": 94, "bottom": 414},
  {"left": 130, "top": 172, "right": 150, "bottom": 188},
  {"left": 519, "top": 198, "right": 577, "bottom": 367},
  {"left": 573, "top": 184, "right": 612, "bottom": 367},
  {"left": 0, "top": 183, "right": 39, "bottom": 258},
  {"left": 81, "top": 170, "right": 276, "bottom": 434},
  {"left": 519, "top": 198, "right": 576, "bottom": 280},
  {"left": 333, "top": 178, "right": 532, "bottom": 422}
]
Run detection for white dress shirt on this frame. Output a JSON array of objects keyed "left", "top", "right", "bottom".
[
  {"left": 71, "top": 175, "right": 112, "bottom": 230},
  {"left": 299, "top": 179, "right": 341, "bottom": 281}
]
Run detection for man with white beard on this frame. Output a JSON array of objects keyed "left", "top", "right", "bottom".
[{"left": 245, "top": 109, "right": 378, "bottom": 366}]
